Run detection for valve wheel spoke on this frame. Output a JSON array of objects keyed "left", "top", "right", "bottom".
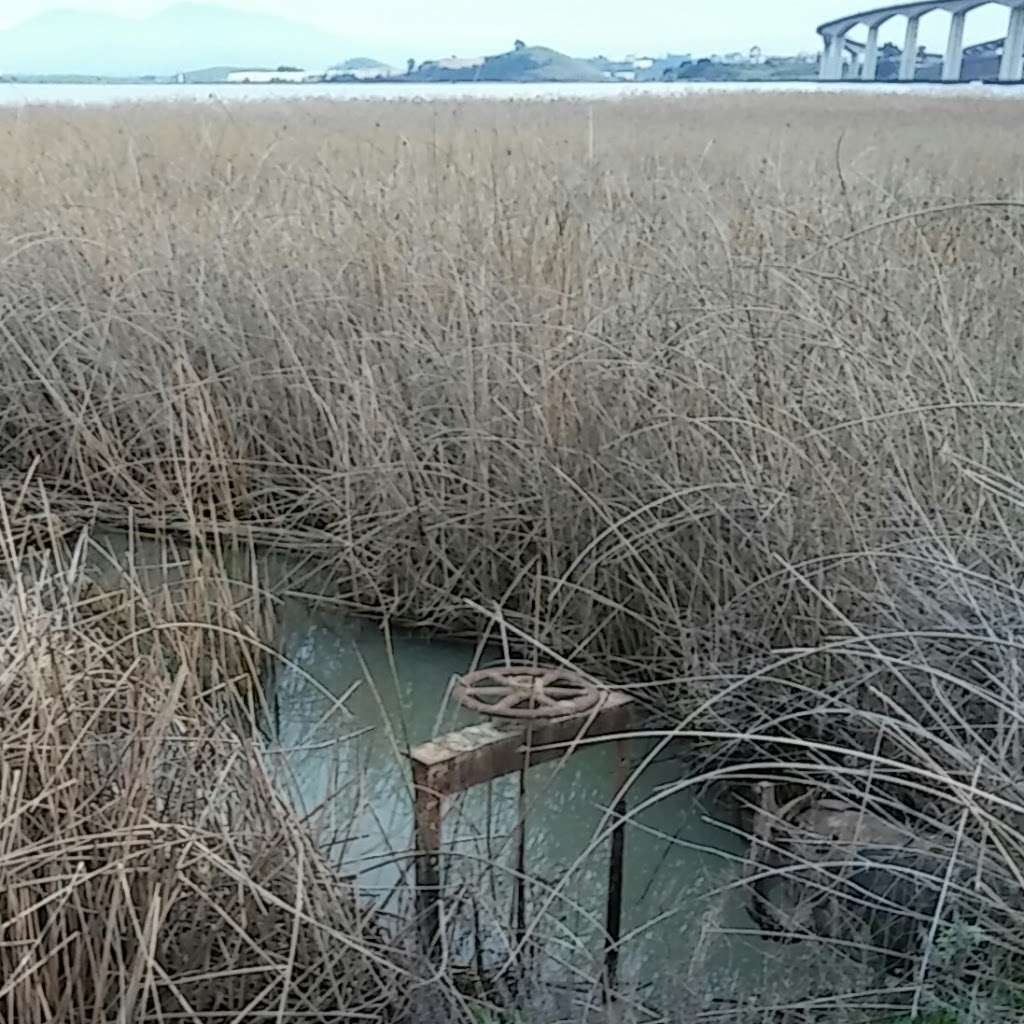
[
  {"left": 452, "top": 666, "right": 602, "bottom": 720},
  {"left": 468, "top": 685, "right": 515, "bottom": 698}
]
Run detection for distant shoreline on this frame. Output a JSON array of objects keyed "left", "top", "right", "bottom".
[
  {"left": 4, "top": 76, "right": 1012, "bottom": 87},
  {"left": 4, "top": 76, "right": 824, "bottom": 86},
  {"left": 2, "top": 80, "right": 1017, "bottom": 109}
]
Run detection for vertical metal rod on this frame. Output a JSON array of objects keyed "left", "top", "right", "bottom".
[
  {"left": 515, "top": 767, "right": 527, "bottom": 953},
  {"left": 603, "top": 738, "right": 629, "bottom": 996},
  {"left": 412, "top": 763, "right": 442, "bottom": 956},
  {"left": 514, "top": 721, "right": 534, "bottom": 974}
]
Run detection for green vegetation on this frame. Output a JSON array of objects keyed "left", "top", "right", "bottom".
[
  {"left": 2, "top": 94, "right": 1024, "bottom": 1021},
  {"left": 476, "top": 44, "right": 606, "bottom": 82},
  {"left": 671, "top": 56, "right": 818, "bottom": 80},
  {"left": 413, "top": 44, "right": 605, "bottom": 82}
]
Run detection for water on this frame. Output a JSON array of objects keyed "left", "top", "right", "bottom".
[
  {"left": 84, "top": 531, "right": 810, "bottom": 1003},
  {"left": 270, "top": 602, "right": 773, "bottom": 992},
  {"left": 0, "top": 78, "right": 1019, "bottom": 106}
]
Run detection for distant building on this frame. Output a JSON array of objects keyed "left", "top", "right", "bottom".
[
  {"left": 593, "top": 52, "right": 695, "bottom": 82},
  {"left": 226, "top": 68, "right": 321, "bottom": 83},
  {"left": 422, "top": 55, "right": 485, "bottom": 71},
  {"left": 749, "top": 46, "right": 764, "bottom": 65},
  {"left": 325, "top": 64, "right": 397, "bottom": 81},
  {"left": 596, "top": 54, "right": 663, "bottom": 80},
  {"left": 348, "top": 66, "right": 397, "bottom": 80}
]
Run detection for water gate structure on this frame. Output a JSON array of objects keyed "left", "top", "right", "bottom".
[{"left": 407, "top": 666, "right": 633, "bottom": 987}]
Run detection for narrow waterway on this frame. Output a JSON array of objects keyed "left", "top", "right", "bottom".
[{"left": 86, "top": 530, "right": 810, "bottom": 1002}]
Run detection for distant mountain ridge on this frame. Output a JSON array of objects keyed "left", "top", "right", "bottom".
[{"left": 0, "top": 3, "right": 364, "bottom": 77}]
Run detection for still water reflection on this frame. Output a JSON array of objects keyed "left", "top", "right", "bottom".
[{"left": 268, "top": 600, "right": 780, "bottom": 991}]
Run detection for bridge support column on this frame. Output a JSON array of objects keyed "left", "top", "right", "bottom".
[
  {"left": 818, "top": 39, "right": 830, "bottom": 80},
  {"left": 899, "top": 15, "right": 920, "bottom": 81},
  {"left": 942, "top": 10, "right": 967, "bottom": 82},
  {"left": 845, "top": 44, "right": 859, "bottom": 79},
  {"left": 999, "top": 5, "right": 1024, "bottom": 82},
  {"left": 820, "top": 34, "right": 838, "bottom": 79},
  {"left": 862, "top": 24, "right": 880, "bottom": 80},
  {"left": 823, "top": 33, "right": 847, "bottom": 79}
]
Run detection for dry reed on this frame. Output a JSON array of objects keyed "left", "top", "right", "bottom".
[
  {"left": 0, "top": 524, "right": 403, "bottom": 1021},
  {"left": 2, "top": 92, "right": 1024, "bottom": 1021}
]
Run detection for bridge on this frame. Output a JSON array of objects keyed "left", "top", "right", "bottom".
[{"left": 817, "top": 1, "right": 1024, "bottom": 82}]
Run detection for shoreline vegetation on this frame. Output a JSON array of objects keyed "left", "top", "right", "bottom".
[
  {"left": 0, "top": 47, "right": 1001, "bottom": 88},
  {"left": 0, "top": 530, "right": 408, "bottom": 1020},
  {"left": 2, "top": 93, "right": 1024, "bottom": 1021}
]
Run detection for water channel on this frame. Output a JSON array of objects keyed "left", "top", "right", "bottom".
[
  {"left": 86, "top": 530, "right": 809, "bottom": 1005},
  {"left": 1, "top": 79, "right": 1018, "bottom": 106}
]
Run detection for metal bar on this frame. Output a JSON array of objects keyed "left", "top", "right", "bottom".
[
  {"left": 412, "top": 761, "right": 443, "bottom": 954},
  {"left": 514, "top": 767, "right": 528, "bottom": 956},
  {"left": 514, "top": 723, "right": 534, "bottom": 970},
  {"left": 407, "top": 691, "right": 634, "bottom": 960},
  {"left": 409, "top": 691, "right": 632, "bottom": 797},
  {"left": 602, "top": 738, "right": 630, "bottom": 995}
]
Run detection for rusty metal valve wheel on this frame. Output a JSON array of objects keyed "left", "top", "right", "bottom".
[{"left": 452, "top": 666, "right": 601, "bottom": 720}]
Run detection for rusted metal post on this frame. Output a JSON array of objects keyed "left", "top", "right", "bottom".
[
  {"left": 514, "top": 723, "right": 534, "bottom": 964},
  {"left": 603, "top": 737, "right": 629, "bottom": 995},
  {"left": 407, "top": 689, "right": 633, "bottom": 962},
  {"left": 514, "top": 767, "right": 527, "bottom": 952},
  {"left": 412, "top": 760, "right": 442, "bottom": 954}
]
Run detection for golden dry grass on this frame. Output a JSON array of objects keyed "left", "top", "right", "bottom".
[
  {"left": 0, "top": 525, "right": 404, "bottom": 1022},
  {"left": 1, "top": 95, "right": 1023, "bottom": 681},
  {"left": 2, "top": 92, "right": 1024, "bottom": 1020}
]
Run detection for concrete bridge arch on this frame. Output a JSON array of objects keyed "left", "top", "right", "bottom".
[{"left": 817, "top": 0, "right": 1024, "bottom": 82}]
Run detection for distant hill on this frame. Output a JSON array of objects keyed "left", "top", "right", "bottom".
[
  {"left": 482, "top": 46, "right": 605, "bottom": 82},
  {"left": 414, "top": 45, "right": 604, "bottom": 83},
  {"left": 334, "top": 58, "right": 391, "bottom": 71},
  {"left": 0, "top": 3, "right": 362, "bottom": 77}
]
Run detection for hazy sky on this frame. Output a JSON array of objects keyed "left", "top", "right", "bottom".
[{"left": 0, "top": 0, "right": 1014, "bottom": 59}]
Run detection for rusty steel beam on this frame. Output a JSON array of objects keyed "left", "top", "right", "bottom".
[
  {"left": 408, "top": 690, "right": 633, "bottom": 960},
  {"left": 410, "top": 690, "right": 632, "bottom": 797}
]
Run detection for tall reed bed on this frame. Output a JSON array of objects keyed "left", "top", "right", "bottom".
[
  {"left": 1, "top": 95, "right": 1023, "bottom": 693},
  {"left": 0, "top": 521, "right": 407, "bottom": 1021},
  {"left": 2, "top": 93, "right": 1024, "bottom": 1020}
]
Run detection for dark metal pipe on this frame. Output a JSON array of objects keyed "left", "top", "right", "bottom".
[{"left": 603, "top": 738, "right": 629, "bottom": 995}]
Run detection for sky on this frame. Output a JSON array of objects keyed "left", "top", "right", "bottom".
[{"left": 0, "top": 0, "right": 1014, "bottom": 61}]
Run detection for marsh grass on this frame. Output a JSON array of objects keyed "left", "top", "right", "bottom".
[
  {"left": 0, "top": 522, "right": 411, "bottom": 1021},
  {"left": 2, "top": 95, "right": 1024, "bottom": 683},
  {"left": 2, "top": 92, "right": 1024, "bottom": 1020}
]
